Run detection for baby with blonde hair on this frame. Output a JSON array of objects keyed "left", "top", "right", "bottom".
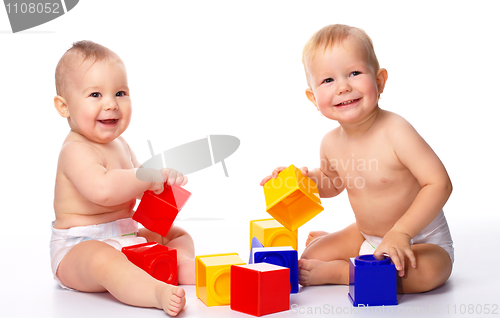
[{"left": 261, "top": 25, "right": 453, "bottom": 293}]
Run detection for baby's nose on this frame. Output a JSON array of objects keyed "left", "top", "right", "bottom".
[
  {"left": 104, "top": 98, "right": 119, "bottom": 110},
  {"left": 336, "top": 80, "right": 352, "bottom": 95}
]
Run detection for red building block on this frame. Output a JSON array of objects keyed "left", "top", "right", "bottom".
[
  {"left": 231, "top": 263, "right": 290, "bottom": 316},
  {"left": 133, "top": 184, "right": 191, "bottom": 236},
  {"left": 122, "top": 242, "right": 178, "bottom": 285}
]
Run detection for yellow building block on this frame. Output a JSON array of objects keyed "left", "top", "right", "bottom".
[
  {"left": 195, "top": 253, "right": 245, "bottom": 307},
  {"left": 250, "top": 218, "right": 298, "bottom": 251},
  {"left": 263, "top": 164, "right": 324, "bottom": 231}
]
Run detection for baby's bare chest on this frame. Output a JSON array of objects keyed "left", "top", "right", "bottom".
[
  {"left": 327, "top": 138, "right": 408, "bottom": 191},
  {"left": 94, "top": 141, "right": 134, "bottom": 170}
]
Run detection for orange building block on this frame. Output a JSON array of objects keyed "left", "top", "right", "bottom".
[{"left": 262, "top": 164, "right": 323, "bottom": 231}]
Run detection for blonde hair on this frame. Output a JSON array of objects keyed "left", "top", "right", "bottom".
[
  {"left": 55, "top": 40, "right": 118, "bottom": 96},
  {"left": 302, "top": 24, "right": 380, "bottom": 85}
]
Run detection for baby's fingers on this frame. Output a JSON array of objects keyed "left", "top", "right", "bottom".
[
  {"left": 395, "top": 248, "right": 406, "bottom": 277},
  {"left": 261, "top": 166, "right": 287, "bottom": 186},
  {"left": 151, "top": 182, "right": 165, "bottom": 195},
  {"left": 405, "top": 247, "right": 417, "bottom": 269},
  {"left": 164, "top": 169, "right": 183, "bottom": 186},
  {"left": 377, "top": 246, "right": 405, "bottom": 276},
  {"left": 260, "top": 175, "right": 272, "bottom": 186},
  {"left": 272, "top": 166, "right": 287, "bottom": 178},
  {"left": 180, "top": 176, "right": 188, "bottom": 186},
  {"left": 300, "top": 166, "right": 309, "bottom": 176}
]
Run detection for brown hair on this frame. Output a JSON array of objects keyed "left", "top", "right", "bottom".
[{"left": 55, "top": 40, "right": 118, "bottom": 95}]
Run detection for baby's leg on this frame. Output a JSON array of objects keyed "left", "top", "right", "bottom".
[
  {"left": 139, "top": 226, "right": 195, "bottom": 284},
  {"left": 397, "top": 243, "right": 452, "bottom": 293},
  {"left": 305, "top": 230, "right": 329, "bottom": 247},
  {"left": 299, "top": 223, "right": 364, "bottom": 286},
  {"left": 57, "top": 240, "right": 185, "bottom": 316}
]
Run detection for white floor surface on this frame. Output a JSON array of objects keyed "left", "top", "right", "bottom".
[{"left": 2, "top": 215, "right": 498, "bottom": 318}]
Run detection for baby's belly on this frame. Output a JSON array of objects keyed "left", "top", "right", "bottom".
[
  {"left": 348, "top": 186, "right": 419, "bottom": 237},
  {"left": 54, "top": 208, "right": 134, "bottom": 229}
]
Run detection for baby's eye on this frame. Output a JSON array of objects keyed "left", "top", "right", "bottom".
[
  {"left": 116, "top": 91, "right": 126, "bottom": 97},
  {"left": 322, "top": 78, "right": 334, "bottom": 84},
  {"left": 350, "top": 71, "right": 361, "bottom": 77},
  {"left": 90, "top": 92, "right": 102, "bottom": 98}
]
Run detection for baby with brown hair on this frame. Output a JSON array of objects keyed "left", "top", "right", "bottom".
[{"left": 51, "top": 40, "right": 194, "bottom": 316}]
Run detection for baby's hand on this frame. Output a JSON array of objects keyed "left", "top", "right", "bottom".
[
  {"left": 148, "top": 172, "right": 166, "bottom": 195},
  {"left": 373, "top": 228, "right": 416, "bottom": 277},
  {"left": 162, "top": 168, "right": 188, "bottom": 187},
  {"left": 259, "top": 166, "right": 309, "bottom": 186}
]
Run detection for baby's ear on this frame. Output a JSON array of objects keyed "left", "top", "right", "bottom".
[
  {"left": 305, "top": 88, "right": 319, "bottom": 111},
  {"left": 376, "top": 68, "right": 388, "bottom": 94},
  {"left": 54, "top": 95, "right": 69, "bottom": 118}
]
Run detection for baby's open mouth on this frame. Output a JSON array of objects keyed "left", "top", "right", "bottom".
[
  {"left": 98, "top": 119, "right": 118, "bottom": 124},
  {"left": 335, "top": 98, "right": 360, "bottom": 107}
]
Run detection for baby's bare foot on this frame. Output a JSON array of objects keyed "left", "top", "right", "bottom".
[
  {"left": 157, "top": 284, "right": 186, "bottom": 316},
  {"left": 299, "top": 259, "right": 332, "bottom": 286},
  {"left": 305, "top": 231, "right": 329, "bottom": 247},
  {"left": 178, "top": 258, "right": 195, "bottom": 285}
]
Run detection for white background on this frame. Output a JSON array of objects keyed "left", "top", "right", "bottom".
[{"left": 1, "top": 1, "right": 499, "bottom": 317}]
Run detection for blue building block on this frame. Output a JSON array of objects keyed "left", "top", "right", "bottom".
[
  {"left": 348, "top": 255, "right": 398, "bottom": 307},
  {"left": 249, "top": 237, "right": 264, "bottom": 264},
  {"left": 251, "top": 246, "right": 299, "bottom": 294}
]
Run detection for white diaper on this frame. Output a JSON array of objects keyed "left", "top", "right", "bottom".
[
  {"left": 50, "top": 218, "right": 147, "bottom": 290},
  {"left": 359, "top": 210, "right": 454, "bottom": 263}
]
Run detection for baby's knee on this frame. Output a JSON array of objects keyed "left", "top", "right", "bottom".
[
  {"left": 165, "top": 225, "right": 192, "bottom": 242},
  {"left": 417, "top": 265, "right": 451, "bottom": 292},
  {"left": 86, "top": 241, "right": 127, "bottom": 272},
  {"left": 301, "top": 244, "right": 324, "bottom": 260},
  {"left": 402, "top": 246, "right": 452, "bottom": 292}
]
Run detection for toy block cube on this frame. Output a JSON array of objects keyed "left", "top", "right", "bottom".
[
  {"left": 348, "top": 255, "right": 398, "bottom": 307},
  {"left": 133, "top": 184, "right": 191, "bottom": 236},
  {"left": 263, "top": 164, "right": 324, "bottom": 231},
  {"left": 196, "top": 253, "right": 245, "bottom": 307},
  {"left": 250, "top": 246, "right": 299, "bottom": 294},
  {"left": 122, "top": 242, "right": 178, "bottom": 285},
  {"left": 231, "top": 263, "right": 290, "bottom": 316},
  {"left": 250, "top": 219, "right": 298, "bottom": 251}
]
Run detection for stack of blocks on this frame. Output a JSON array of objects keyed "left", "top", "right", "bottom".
[
  {"left": 122, "top": 242, "right": 178, "bottom": 285},
  {"left": 133, "top": 184, "right": 191, "bottom": 236},
  {"left": 195, "top": 250, "right": 293, "bottom": 316},
  {"left": 249, "top": 244, "right": 299, "bottom": 294},
  {"left": 262, "top": 164, "right": 324, "bottom": 231},
  {"left": 193, "top": 165, "right": 330, "bottom": 315},
  {"left": 122, "top": 184, "right": 190, "bottom": 288},
  {"left": 348, "top": 255, "right": 398, "bottom": 307}
]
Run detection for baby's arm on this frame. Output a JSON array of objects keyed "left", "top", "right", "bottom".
[
  {"left": 374, "top": 117, "right": 452, "bottom": 274},
  {"left": 60, "top": 141, "right": 159, "bottom": 207},
  {"left": 307, "top": 133, "right": 345, "bottom": 198},
  {"left": 127, "top": 143, "right": 188, "bottom": 187}
]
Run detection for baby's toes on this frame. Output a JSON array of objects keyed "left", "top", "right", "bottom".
[{"left": 163, "top": 286, "right": 186, "bottom": 316}]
